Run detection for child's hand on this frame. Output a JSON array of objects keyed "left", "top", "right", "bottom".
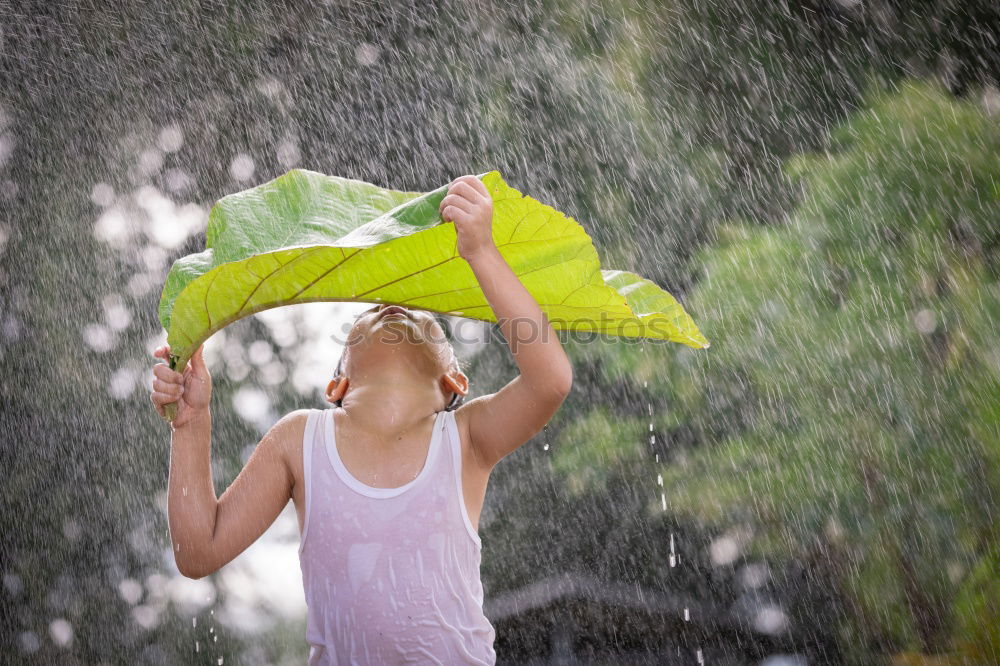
[
  {"left": 439, "top": 175, "right": 495, "bottom": 261},
  {"left": 151, "top": 344, "right": 212, "bottom": 427}
]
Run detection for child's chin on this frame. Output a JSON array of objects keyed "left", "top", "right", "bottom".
[
  {"left": 375, "top": 321, "right": 417, "bottom": 337},
  {"left": 371, "top": 326, "right": 428, "bottom": 347}
]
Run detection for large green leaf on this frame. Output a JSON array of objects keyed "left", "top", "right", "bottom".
[{"left": 158, "top": 169, "right": 709, "bottom": 372}]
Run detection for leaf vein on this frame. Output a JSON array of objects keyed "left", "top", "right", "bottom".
[
  {"left": 236, "top": 247, "right": 328, "bottom": 316},
  {"left": 285, "top": 248, "right": 364, "bottom": 300}
]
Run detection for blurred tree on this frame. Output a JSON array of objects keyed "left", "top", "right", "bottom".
[
  {"left": 638, "top": 0, "right": 999, "bottom": 226},
  {"left": 585, "top": 79, "right": 997, "bottom": 659}
]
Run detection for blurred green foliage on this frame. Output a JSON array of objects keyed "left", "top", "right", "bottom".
[
  {"left": 566, "top": 80, "right": 998, "bottom": 657},
  {"left": 951, "top": 546, "right": 1000, "bottom": 661}
]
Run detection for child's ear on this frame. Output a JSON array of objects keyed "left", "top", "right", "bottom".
[
  {"left": 325, "top": 376, "right": 349, "bottom": 404},
  {"left": 441, "top": 370, "right": 469, "bottom": 398}
]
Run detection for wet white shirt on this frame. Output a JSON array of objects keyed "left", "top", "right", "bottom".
[{"left": 298, "top": 408, "right": 496, "bottom": 665}]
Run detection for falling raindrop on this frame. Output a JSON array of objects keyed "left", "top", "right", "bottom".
[
  {"left": 157, "top": 124, "right": 184, "bottom": 153},
  {"left": 138, "top": 148, "right": 163, "bottom": 176},
  {"left": 913, "top": 308, "right": 937, "bottom": 334},
  {"left": 18, "top": 631, "right": 40, "bottom": 654},
  {"left": 164, "top": 168, "right": 192, "bottom": 193},
  {"left": 229, "top": 154, "right": 255, "bottom": 182},
  {"left": 48, "top": 618, "right": 73, "bottom": 648},
  {"left": 118, "top": 578, "right": 143, "bottom": 605},
  {"left": 276, "top": 140, "right": 300, "bottom": 168},
  {"left": 355, "top": 42, "right": 381, "bottom": 67},
  {"left": 3, "top": 573, "right": 22, "bottom": 595},
  {"left": 90, "top": 183, "right": 115, "bottom": 207}
]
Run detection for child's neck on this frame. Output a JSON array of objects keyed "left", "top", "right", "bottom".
[{"left": 337, "top": 380, "right": 443, "bottom": 444}]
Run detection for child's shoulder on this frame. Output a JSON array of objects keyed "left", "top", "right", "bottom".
[
  {"left": 263, "top": 409, "right": 314, "bottom": 454},
  {"left": 280, "top": 409, "right": 315, "bottom": 431},
  {"left": 275, "top": 408, "right": 315, "bottom": 428}
]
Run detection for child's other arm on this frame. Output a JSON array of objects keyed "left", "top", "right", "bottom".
[
  {"left": 439, "top": 176, "right": 574, "bottom": 469},
  {"left": 151, "top": 346, "right": 304, "bottom": 579}
]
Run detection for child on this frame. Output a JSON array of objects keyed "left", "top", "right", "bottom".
[{"left": 150, "top": 174, "right": 574, "bottom": 665}]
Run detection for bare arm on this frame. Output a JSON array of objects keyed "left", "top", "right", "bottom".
[
  {"left": 167, "top": 411, "right": 304, "bottom": 579},
  {"left": 439, "top": 176, "right": 574, "bottom": 469},
  {"left": 152, "top": 346, "right": 304, "bottom": 579}
]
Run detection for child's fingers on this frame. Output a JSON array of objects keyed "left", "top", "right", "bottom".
[
  {"left": 153, "top": 364, "right": 183, "bottom": 383},
  {"left": 451, "top": 174, "right": 487, "bottom": 194},
  {"left": 153, "top": 378, "right": 183, "bottom": 396},
  {"left": 150, "top": 390, "right": 180, "bottom": 407},
  {"left": 191, "top": 345, "right": 206, "bottom": 369},
  {"left": 448, "top": 180, "right": 486, "bottom": 205},
  {"left": 439, "top": 193, "right": 476, "bottom": 216},
  {"left": 455, "top": 175, "right": 490, "bottom": 200},
  {"left": 468, "top": 177, "right": 490, "bottom": 199},
  {"left": 441, "top": 205, "right": 472, "bottom": 225},
  {"left": 153, "top": 345, "right": 171, "bottom": 360}
]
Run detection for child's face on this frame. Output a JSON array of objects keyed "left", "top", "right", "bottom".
[{"left": 342, "top": 304, "right": 455, "bottom": 379}]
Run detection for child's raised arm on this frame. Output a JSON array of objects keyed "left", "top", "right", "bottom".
[
  {"left": 439, "top": 175, "right": 574, "bottom": 469},
  {"left": 151, "top": 345, "right": 304, "bottom": 579}
]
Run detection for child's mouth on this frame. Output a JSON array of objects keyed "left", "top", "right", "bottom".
[{"left": 378, "top": 305, "right": 409, "bottom": 320}]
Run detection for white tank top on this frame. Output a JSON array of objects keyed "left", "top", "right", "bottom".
[{"left": 298, "top": 408, "right": 497, "bottom": 665}]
